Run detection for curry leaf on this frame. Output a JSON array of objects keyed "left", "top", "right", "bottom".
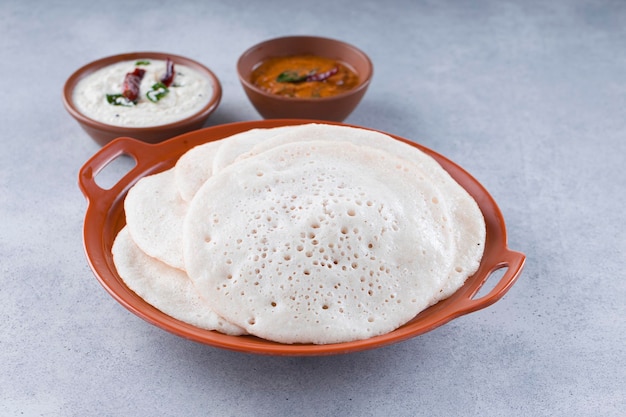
[
  {"left": 146, "top": 82, "right": 169, "bottom": 103},
  {"left": 106, "top": 94, "right": 134, "bottom": 106},
  {"left": 276, "top": 71, "right": 310, "bottom": 83}
]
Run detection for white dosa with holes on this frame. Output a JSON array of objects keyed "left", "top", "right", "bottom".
[{"left": 183, "top": 140, "right": 483, "bottom": 344}]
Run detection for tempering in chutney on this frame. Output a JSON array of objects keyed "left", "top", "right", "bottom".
[{"left": 250, "top": 55, "right": 360, "bottom": 98}]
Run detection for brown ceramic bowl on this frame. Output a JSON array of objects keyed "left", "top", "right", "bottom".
[
  {"left": 78, "top": 120, "right": 525, "bottom": 356},
  {"left": 237, "top": 36, "right": 373, "bottom": 121},
  {"left": 63, "top": 52, "right": 222, "bottom": 146}
]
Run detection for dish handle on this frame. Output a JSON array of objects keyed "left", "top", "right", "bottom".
[
  {"left": 453, "top": 248, "right": 526, "bottom": 316},
  {"left": 78, "top": 137, "right": 160, "bottom": 202}
]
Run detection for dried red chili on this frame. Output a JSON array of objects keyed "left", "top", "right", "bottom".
[
  {"left": 122, "top": 68, "right": 146, "bottom": 102},
  {"left": 160, "top": 58, "right": 175, "bottom": 87}
]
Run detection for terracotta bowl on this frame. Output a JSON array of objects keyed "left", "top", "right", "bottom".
[
  {"left": 237, "top": 36, "right": 373, "bottom": 121},
  {"left": 63, "top": 52, "right": 222, "bottom": 146},
  {"left": 78, "top": 120, "right": 525, "bottom": 356}
]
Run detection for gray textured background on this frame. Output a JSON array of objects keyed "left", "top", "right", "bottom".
[{"left": 1, "top": 0, "right": 624, "bottom": 416}]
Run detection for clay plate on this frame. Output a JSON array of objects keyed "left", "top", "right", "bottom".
[{"left": 78, "top": 120, "right": 525, "bottom": 356}]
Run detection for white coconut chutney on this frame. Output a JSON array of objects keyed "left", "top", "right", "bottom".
[{"left": 73, "top": 59, "right": 213, "bottom": 127}]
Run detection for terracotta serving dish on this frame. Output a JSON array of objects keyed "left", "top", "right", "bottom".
[
  {"left": 78, "top": 120, "right": 525, "bottom": 356},
  {"left": 237, "top": 36, "right": 373, "bottom": 121},
  {"left": 63, "top": 52, "right": 222, "bottom": 146}
]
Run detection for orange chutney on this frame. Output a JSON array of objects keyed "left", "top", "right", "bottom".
[{"left": 250, "top": 55, "right": 360, "bottom": 98}]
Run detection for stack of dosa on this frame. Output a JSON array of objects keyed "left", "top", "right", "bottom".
[{"left": 112, "top": 123, "right": 486, "bottom": 344}]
